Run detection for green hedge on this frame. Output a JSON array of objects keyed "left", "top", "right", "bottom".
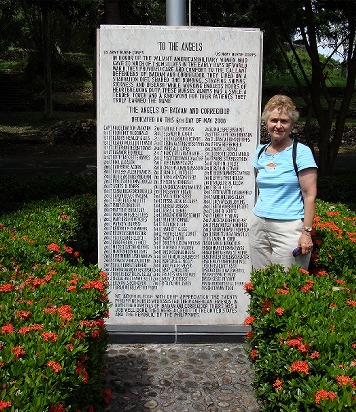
[
  {"left": 0, "top": 195, "right": 111, "bottom": 411},
  {"left": 245, "top": 199, "right": 356, "bottom": 411}
]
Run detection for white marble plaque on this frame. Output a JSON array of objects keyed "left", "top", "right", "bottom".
[{"left": 97, "top": 26, "right": 263, "bottom": 326}]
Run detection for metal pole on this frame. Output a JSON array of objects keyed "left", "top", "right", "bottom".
[
  {"left": 189, "top": 0, "right": 191, "bottom": 26},
  {"left": 166, "top": 0, "right": 186, "bottom": 26}
]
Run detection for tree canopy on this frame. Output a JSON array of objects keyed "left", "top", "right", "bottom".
[
  {"left": 189, "top": 0, "right": 356, "bottom": 174},
  {"left": 1, "top": 0, "right": 355, "bottom": 173}
]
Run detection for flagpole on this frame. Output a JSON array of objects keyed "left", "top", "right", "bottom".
[{"left": 166, "top": 0, "right": 187, "bottom": 26}]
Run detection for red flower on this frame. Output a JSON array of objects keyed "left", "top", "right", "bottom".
[
  {"left": 273, "top": 379, "right": 283, "bottom": 391},
  {"left": 325, "top": 212, "right": 339, "bottom": 216},
  {"left": 57, "top": 305, "right": 74, "bottom": 321},
  {"left": 32, "top": 276, "right": 46, "bottom": 287},
  {"left": 243, "top": 282, "right": 253, "bottom": 291},
  {"left": 91, "top": 329, "right": 101, "bottom": 338},
  {"left": 336, "top": 375, "right": 355, "bottom": 388},
  {"left": 298, "top": 268, "right": 309, "bottom": 275},
  {"left": 64, "top": 246, "right": 73, "bottom": 254},
  {"left": 243, "top": 316, "right": 254, "bottom": 326},
  {"left": 15, "top": 310, "right": 31, "bottom": 320},
  {"left": 261, "top": 299, "right": 271, "bottom": 314},
  {"left": 326, "top": 211, "right": 339, "bottom": 216},
  {"left": 277, "top": 288, "right": 290, "bottom": 295},
  {"left": 286, "top": 339, "right": 302, "bottom": 347},
  {"left": 47, "top": 360, "right": 62, "bottom": 372},
  {"left": 347, "top": 300, "right": 356, "bottom": 307},
  {"left": 76, "top": 361, "right": 89, "bottom": 384},
  {"left": 297, "top": 342, "right": 310, "bottom": 353},
  {"left": 82, "top": 280, "right": 105, "bottom": 292},
  {"left": 309, "top": 351, "right": 320, "bottom": 359},
  {"left": 99, "top": 271, "right": 108, "bottom": 280},
  {"left": 46, "top": 270, "right": 57, "bottom": 276},
  {"left": 289, "top": 360, "right": 309, "bottom": 374},
  {"left": 314, "top": 390, "right": 337, "bottom": 404},
  {"left": 314, "top": 269, "right": 328, "bottom": 276},
  {"left": 60, "top": 214, "right": 69, "bottom": 219},
  {"left": 75, "top": 331, "right": 85, "bottom": 340},
  {"left": 315, "top": 221, "right": 342, "bottom": 236},
  {"left": 102, "top": 389, "right": 112, "bottom": 404},
  {"left": 31, "top": 324, "right": 44, "bottom": 331},
  {"left": 1, "top": 324, "right": 14, "bottom": 334},
  {"left": 301, "top": 279, "right": 314, "bottom": 293},
  {"left": 250, "top": 349, "right": 258, "bottom": 359},
  {"left": 275, "top": 308, "right": 284, "bottom": 316},
  {"left": 41, "top": 332, "right": 58, "bottom": 342},
  {"left": 69, "top": 275, "right": 78, "bottom": 285},
  {"left": 49, "top": 404, "right": 66, "bottom": 412},
  {"left": 47, "top": 243, "right": 61, "bottom": 253},
  {"left": 12, "top": 346, "right": 25, "bottom": 359},
  {"left": 285, "top": 338, "right": 310, "bottom": 353},
  {"left": 0, "top": 283, "right": 14, "bottom": 293},
  {"left": 245, "top": 330, "right": 254, "bottom": 340},
  {"left": 18, "top": 326, "right": 31, "bottom": 334},
  {"left": 0, "top": 400, "right": 12, "bottom": 409}
]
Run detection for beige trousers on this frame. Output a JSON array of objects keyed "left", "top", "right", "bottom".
[{"left": 249, "top": 214, "right": 311, "bottom": 271}]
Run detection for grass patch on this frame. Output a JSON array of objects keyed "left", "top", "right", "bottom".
[{"left": 0, "top": 112, "right": 94, "bottom": 136}]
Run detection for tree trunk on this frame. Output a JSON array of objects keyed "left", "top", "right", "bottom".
[
  {"left": 104, "top": 0, "right": 121, "bottom": 24},
  {"left": 42, "top": 4, "right": 52, "bottom": 119}
]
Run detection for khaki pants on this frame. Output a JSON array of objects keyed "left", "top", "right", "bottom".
[{"left": 249, "top": 214, "right": 311, "bottom": 271}]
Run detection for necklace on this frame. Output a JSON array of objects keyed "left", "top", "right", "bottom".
[{"left": 268, "top": 141, "right": 292, "bottom": 157}]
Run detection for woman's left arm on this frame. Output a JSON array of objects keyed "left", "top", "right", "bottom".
[{"left": 298, "top": 168, "right": 318, "bottom": 254}]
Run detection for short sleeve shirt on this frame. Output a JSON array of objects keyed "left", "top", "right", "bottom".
[{"left": 252, "top": 140, "right": 317, "bottom": 220}]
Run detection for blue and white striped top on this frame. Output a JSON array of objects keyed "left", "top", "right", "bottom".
[{"left": 252, "top": 140, "right": 317, "bottom": 220}]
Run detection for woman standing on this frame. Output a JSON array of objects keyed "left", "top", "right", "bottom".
[{"left": 249, "top": 95, "right": 318, "bottom": 270}]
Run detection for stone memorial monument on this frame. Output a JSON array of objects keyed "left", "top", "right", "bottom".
[{"left": 97, "top": 25, "right": 263, "bottom": 336}]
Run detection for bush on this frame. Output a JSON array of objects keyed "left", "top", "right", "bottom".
[
  {"left": 318, "top": 173, "right": 356, "bottom": 211},
  {"left": 0, "top": 195, "right": 111, "bottom": 410},
  {"left": 244, "top": 199, "right": 356, "bottom": 411},
  {"left": 0, "top": 174, "right": 96, "bottom": 215}
]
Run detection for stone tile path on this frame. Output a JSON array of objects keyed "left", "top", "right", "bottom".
[{"left": 104, "top": 343, "right": 260, "bottom": 412}]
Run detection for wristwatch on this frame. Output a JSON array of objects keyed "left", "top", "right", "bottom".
[{"left": 303, "top": 227, "right": 313, "bottom": 233}]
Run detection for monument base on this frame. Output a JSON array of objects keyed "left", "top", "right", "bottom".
[{"left": 107, "top": 324, "right": 249, "bottom": 344}]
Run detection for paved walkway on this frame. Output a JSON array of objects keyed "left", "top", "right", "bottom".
[{"left": 104, "top": 343, "right": 260, "bottom": 412}]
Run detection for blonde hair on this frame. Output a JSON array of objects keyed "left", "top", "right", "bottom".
[{"left": 262, "top": 95, "right": 299, "bottom": 123}]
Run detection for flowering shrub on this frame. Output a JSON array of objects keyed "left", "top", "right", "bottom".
[
  {"left": 245, "top": 199, "right": 356, "bottom": 411},
  {"left": 312, "top": 201, "right": 356, "bottom": 277},
  {"left": 0, "top": 195, "right": 111, "bottom": 411}
]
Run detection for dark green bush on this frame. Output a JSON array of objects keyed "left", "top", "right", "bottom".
[
  {"left": 0, "top": 174, "right": 96, "bottom": 215},
  {"left": 318, "top": 172, "right": 356, "bottom": 211}
]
